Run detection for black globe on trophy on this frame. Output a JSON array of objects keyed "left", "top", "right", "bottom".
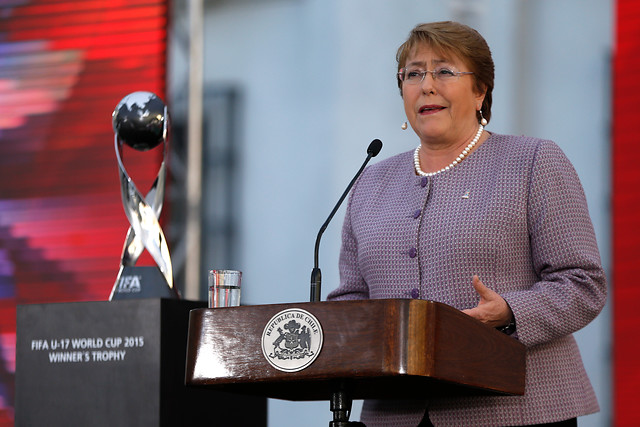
[{"left": 109, "top": 91, "right": 180, "bottom": 300}]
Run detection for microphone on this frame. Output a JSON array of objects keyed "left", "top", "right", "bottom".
[{"left": 310, "top": 139, "right": 383, "bottom": 302}]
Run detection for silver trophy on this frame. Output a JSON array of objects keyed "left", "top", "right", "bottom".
[{"left": 109, "top": 91, "right": 179, "bottom": 300}]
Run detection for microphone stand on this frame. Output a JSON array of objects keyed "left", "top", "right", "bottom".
[{"left": 310, "top": 139, "right": 382, "bottom": 303}]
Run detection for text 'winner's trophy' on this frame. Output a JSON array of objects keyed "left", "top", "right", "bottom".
[{"left": 109, "top": 91, "right": 180, "bottom": 300}]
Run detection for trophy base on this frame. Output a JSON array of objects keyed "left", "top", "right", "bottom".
[{"left": 110, "top": 266, "right": 180, "bottom": 300}]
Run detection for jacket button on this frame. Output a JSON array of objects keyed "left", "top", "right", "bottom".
[
  {"left": 409, "top": 247, "right": 417, "bottom": 258},
  {"left": 411, "top": 288, "right": 420, "bottom": 299},
  {"left": 413, "top": 209, "right": 421, "bottom": 219},
  {"left": 421, "top": 177, "right": 428, "bottom": 188}
]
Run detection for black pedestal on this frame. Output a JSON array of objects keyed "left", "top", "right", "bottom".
[{"left": 15, "top": 299, "right": 266, "bottom": 427}]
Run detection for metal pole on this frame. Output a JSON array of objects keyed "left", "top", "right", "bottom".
[{"left": 185, "top": 0, "right": 204, "bottom": 300}]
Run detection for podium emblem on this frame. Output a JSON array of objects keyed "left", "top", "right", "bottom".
[{"left": 261, "top": 308, "right": 323, "bottom": 372}]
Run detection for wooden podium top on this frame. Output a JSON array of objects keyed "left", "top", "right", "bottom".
[{"left": 185, "top": 299, "right": 525, "bottom": 401}]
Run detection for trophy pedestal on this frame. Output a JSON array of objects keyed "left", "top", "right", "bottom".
[
  {"left": 15, "top": 299, "right": 266, "bottom": 427},
  {"left": 111, "top": 266, "right": 180, "bottom": 300}
]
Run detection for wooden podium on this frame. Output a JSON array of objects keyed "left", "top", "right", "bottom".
[{"left": 185, "top": 299, "right": 525, "bottom": 425}]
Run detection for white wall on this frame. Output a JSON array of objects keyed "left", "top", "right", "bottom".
[{"left": 170, "top": 0, "right": 613, "bottom": 425}]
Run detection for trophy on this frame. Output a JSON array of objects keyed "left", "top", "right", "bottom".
[{"left": 109, "top": 91, "right": 180, "bottom": 300}]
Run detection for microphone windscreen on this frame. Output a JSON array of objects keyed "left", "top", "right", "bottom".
[{"left": 367, "top": 139, "right": 383, "bottom": 157}]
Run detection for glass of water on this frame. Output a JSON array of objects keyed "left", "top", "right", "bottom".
[{"left": 208, "top": 270, "right": 242, "bottom": 308}]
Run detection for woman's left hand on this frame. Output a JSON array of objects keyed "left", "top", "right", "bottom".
[{"left": 462, "top": 275, "right": 514, "bottom": 328}]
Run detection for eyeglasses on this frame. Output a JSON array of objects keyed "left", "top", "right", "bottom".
[{"left": 398, "top": 67, "right": 474, "bottom": 84}]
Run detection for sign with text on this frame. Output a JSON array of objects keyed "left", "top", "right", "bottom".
[{"left": 15, "top": 299, "right": 266, "bottom": 427}]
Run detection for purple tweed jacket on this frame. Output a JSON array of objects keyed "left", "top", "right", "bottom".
[{"left": 326, "top": 133, "right": 607, "bottom": 426}]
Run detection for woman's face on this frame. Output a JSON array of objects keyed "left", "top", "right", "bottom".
[{"left": 402, "top": 44, "right": 486, "bottom": 147}]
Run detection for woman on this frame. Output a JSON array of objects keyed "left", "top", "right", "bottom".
[{"left": 326, "top": 21, "right": 607, "bottom": 427}]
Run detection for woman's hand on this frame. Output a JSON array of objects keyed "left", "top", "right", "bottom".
[{"left": 462, "top": 275, "right": 514, "bottom": 328}]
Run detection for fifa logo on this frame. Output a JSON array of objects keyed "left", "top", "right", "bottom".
[{"left": 116, "top": 275, "right": 142, "bottom": 293}]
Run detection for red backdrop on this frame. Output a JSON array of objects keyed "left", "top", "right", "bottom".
[
  {"left": 613, "top": 0, "right": 640, "bottom": 426},
  {"left": 0, "top": 0, "right": 168, "bottom": 423}
]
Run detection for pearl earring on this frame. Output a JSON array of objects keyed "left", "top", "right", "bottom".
[
  {"left": 401, "top": 121, "right": 408, "bottom": 130},
  {"left": 479, "top": 110, "right": 488, "bottom": 126}
]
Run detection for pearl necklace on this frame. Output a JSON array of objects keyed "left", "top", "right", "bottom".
[{"left": 413, "top": 124, "right": 484, "bottom": 177}]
